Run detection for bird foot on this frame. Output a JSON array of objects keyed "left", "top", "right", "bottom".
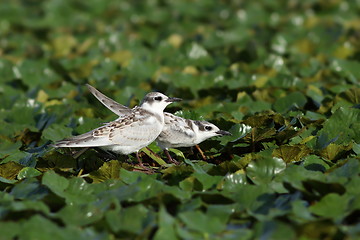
[
  {"left": 164, "top": 149, "right": 180, "bottom": 165},
  {"left": 195, "top": 145, "right": 207, "bottom": 161}
]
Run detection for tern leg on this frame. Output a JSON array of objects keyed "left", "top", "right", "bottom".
[
  {"left": 195, "top": 144, "right": 207, "bottom": 161},
  {"left": 133, "top": 151, "right": 155, "bottom": 173},
  {"left": 136, "top": 151, "right": 144, "bottom": 167},
  {"left": 164, "top": 149, "right": 179, "bottom": 165}
]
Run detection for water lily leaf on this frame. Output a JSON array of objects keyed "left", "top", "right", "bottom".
[
  {"left": 242, "top": 112, "right": 285, "bottom": 128},
  {"left": 273, "top": 92, "right": 307, "bottom": 113},
  {"left": 290, "top": 200, "right": 316, "bottom": 223},
  {"left": 179, "top": 210, "right": 226, "bottom": 235},
  {"left": 0, "top": 176, "right": 17, "bottom": 186},
  {"left": 319, "top": 143, "right": 353, "bottom": 161},
  {"left": 336, "top": 87, "right": 360, "bottom": 104},
  {"left": 329, "top": 158, "right": 360, "bottom": 178},
  {"left": 193, "top": 171, "right": 222, "bottom": 190},
  {"left": 42, "top": 170, "right": 69, "bottom": 197},
  {"left": 18, "top": 215, "right": 106, "bottom": 240},
  {"left": 9, "top": 199, "right": 50, "bottom": 215},
  {"left": 0, "top": 222, "right": 20, "bottom": 240},
  {"left": 246, "top": 153, "right": 286, "bottom": 185},
  {"left": 221, "top": 170, "right": 247, "bottom": 192},
  {"left": 42, "top": 124, "right": 73, "bottom": 142},
  {"left": 276, "top": 165, "right": 325, "bottom": 193},
  {"left": 106, "top": 204, "right": 152, "bottom": 234},
  {"left": 153, "top": 206, "right": 177, "bottom": 240},
  {"left": 303, "top": 155, "right": 330, "bottom": 172},
  {"left": 309, "top": 193, "right": 350, "bottom": 219},
  {"left": 17, "top": 167, "right": 42, "bottom": 180},
  {"left": 173, "top": 110, "right": 204, "bottom": 121},
  {"left": 220, "top": 123, "right": 252, "bottom": 145},
  {"left": 0, "top": 161, "right": 23, "bottom": 180},
  {"left": 56, "top": 203, "right": 104, "bottom": 227},
  {"left": 253, "top": 220, "right": 296, "bottom": 240},
  {"left": 10, "top": 178, "right": 49, "bottom": 200},
  {"left": 272, "top": 145, "right": 311, "bottom": 163},
  {"left": 88, "top": 160, "right": 121, "bottom": 182},
  {"left": 179, "top": 176, "right": 200, "bottom": 191},
  {"left": 17, "top": 60, "right": 58, "bottom": 87},
  {"left": 0, "top": 141, "right": 28, "bottom": 164},
  {"left": 302, "top": 179, "right": 346, "bottom": 199},
  {"left": 353, "top": 143, "right": 360, "bottom": 155},
  {"left": 245, "top": 127, "right": 277, "bottom": 143},
  {"left": 62, "top": 178, "right": 97, "bottom": 204},
  {"left": 319, "top": 107, "right": 360, "bottom": 144},
  {"left": 314, "top": 133, "right": 339, "bottom": 150},
  {"left": 36, "top": 150, "right": 77, "bottom": 169},
  {"left": 331, "top": 59, "right": 360, "bottom": 83}
]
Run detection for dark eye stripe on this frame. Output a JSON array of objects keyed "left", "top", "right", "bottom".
[{"left": 205, "top": 126, "right": 212, "bottom": 131}]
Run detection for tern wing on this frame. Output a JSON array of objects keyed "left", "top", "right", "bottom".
[
  {"left": 86, "top": 84, "right": 132, "bottom": 116},
  {"left": 163, "top": 113, "right": 195, "bottom": 138},
  {"left": 54, "top": 110, "right": 161, "bottom": 148},
  {"left": 53, "top": 125, "right": 114, "bottom": 148},
  {"left": 109, "top": 111, "right": 162, "bottom": 146}
]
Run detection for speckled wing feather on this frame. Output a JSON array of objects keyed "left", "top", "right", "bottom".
[
  {"left": 54, "top": 108, "right": 162, "bottom": 148},
  {"left": 86, "top": 84, "right": 132, "bottom": 116},
  {"left": 162, "top": 112, "right": 195, "bottom": 138}
]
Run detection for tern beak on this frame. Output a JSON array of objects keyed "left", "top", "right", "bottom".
[
  {"left": 216, "top": 130, "right": 232, "bottom": 136},
  {"left": 166, "top": 97, "right": 182, "bottom": 102}
]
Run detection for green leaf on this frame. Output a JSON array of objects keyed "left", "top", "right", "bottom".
[
  {"left": 106, "top": 205, "right": 152, "bottom": 234},
  {"left": 0, "top": 161, "right": 23, "bottom": 180},
  {"left": 290, "top": 200, "right": 316, "bottom": 223},
  {"left": 179, "top": 210, "right": 226, "bottom": 235},
  {"left": 253, "top": 220, "right": 296, "bottom": 240},
  {"left": 337, "top": 87, "right": 360, "bottom": 104},
  {"left": 331, "top": 59, "right": 360, "bottom": 83},
  {"left": 302, "top": 155, "right": 330, "bottom": 172},
  {"left": 153, "top": 206, "right": 177, "bottom": 240},
  {"left": 56, "top": 203, "right": 104, "bottom": 227},
  {"left": 219, "top": 123, "right": 252, "bottom": 145},
  {"left": 89, "top": 160, "right": 121, "bottom": 182},
  {"left": 119, "top": 168, "right": 156, "bottom": 185},
  {"left": 319, "top": 107, "right": 360, "bottom": 144},
  {"left": 10, "top": 178, "right": 49, "bottom": 200},
  {"left": 330, "top": 158, "right": 360, "bottom": 178},
  {"left": 309, "top": 193, "right": 350, "bottom": 219},
  {"left": 273, "top": 92, "right": 307, "bottom": 113},
  {"left": 246, "top": 153, "right": 286, "bottom": 185},
  {"left": 272, "top": 145, "right": 311, "bottom": 163},
  {"left": 0, "top": 222, "right": 21, "bottom": 240},
  {"left": 42, "top": 124, "right": 73, "bottom": 142},
  {"left": 0, "top": 141, "right": 28, "bottom": 164},
  {"left": 221, "top": 171, "right": 248, "bottom": 192},
  {"left": 319, "top": 143, "right": 353, "bottom": 161},
  {"left": 42, "top": 171, "right": 69, "bottom": 197},
  {"left": 17, "top": 167, "right": 42, "bottom": 180}
]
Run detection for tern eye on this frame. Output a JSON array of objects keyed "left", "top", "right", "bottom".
[
  {"left": 205, "top": 126, "right": 212, "bottom": 131},
  {"left": 154, "top": 96, "right": 163, "bottom": 101}
]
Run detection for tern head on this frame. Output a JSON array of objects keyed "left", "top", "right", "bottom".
[
  {"left": 140, "top": 92, "right": 182, "bottom": 112},
  {"left": 194, "top": 121, "right": 231, "bottom": 144}
]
